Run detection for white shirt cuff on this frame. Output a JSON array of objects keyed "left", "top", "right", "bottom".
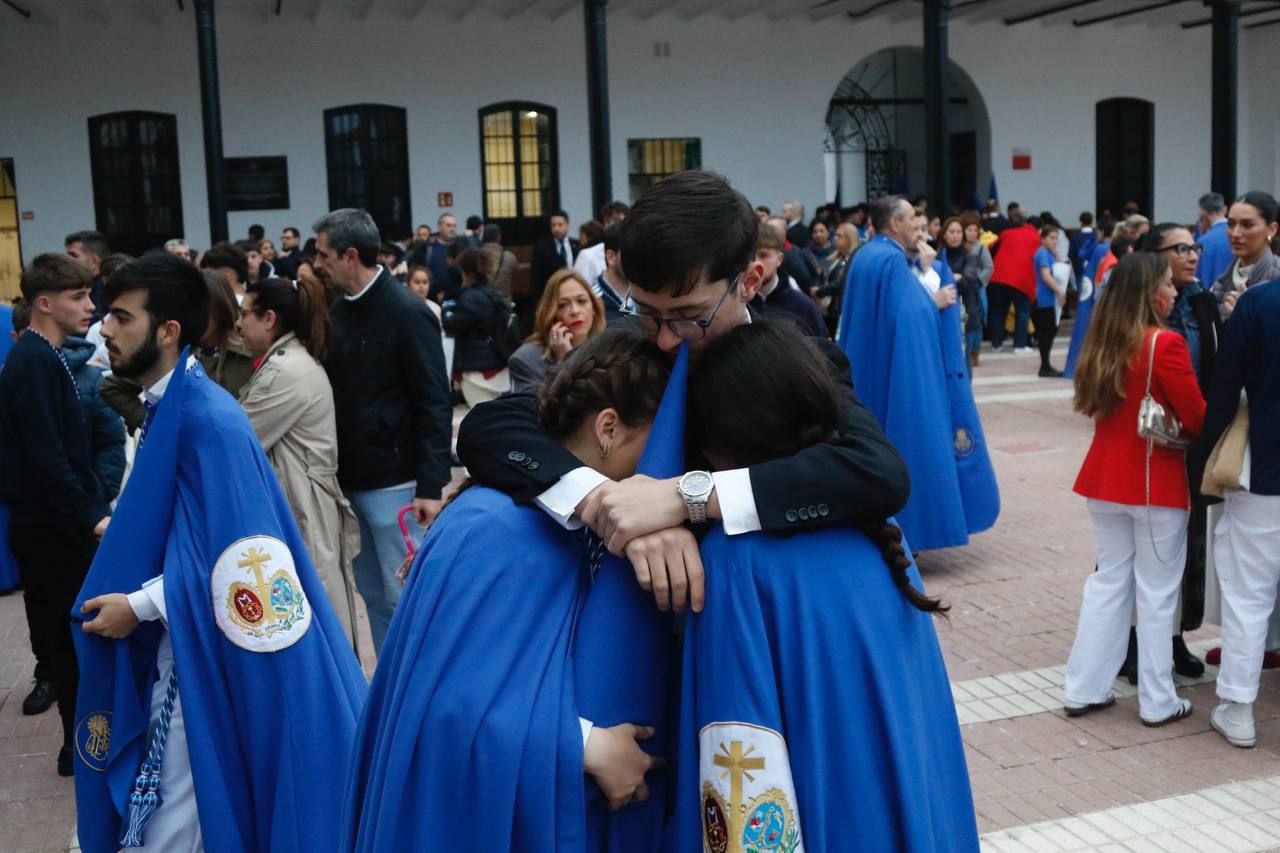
[
  {"left": 579, "top": 717, "right": 593, "bottom": 748},
  {"left": 534, "top": 467, "right": 610, "bottom": 530},
  {"left": 712, "top": 469, "right": 761, "bottom": 535},
  {"left": 127, "top": 576, "right": 167, "bottom": 624}
]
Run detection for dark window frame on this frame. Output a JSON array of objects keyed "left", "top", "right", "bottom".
[
  {"left": 323, "top": 103, "right": 411, "bottom": 239},
  {"left": 1095, "top": 97, "right": 1154, "bottom": 220},
  {"left": 224, "top": 156, "right": 290, "bottom": 211},
  {"left": 626, "top": 137, "right": 702, "bottom": 201},
  {"left": 87, "top": 111, "right": 184, "bottom": 257},
  {"left": 477, "top": 101, "right": 560, "bottom": 245}
]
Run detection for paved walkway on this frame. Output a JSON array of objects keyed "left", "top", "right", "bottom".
[{"left": 3, "top": 327, "right": 1280, "bottom": 852}]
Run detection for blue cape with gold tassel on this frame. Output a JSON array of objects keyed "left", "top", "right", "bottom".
[{"left": 71, "top": 356, "right": 366, "bottom": 853}]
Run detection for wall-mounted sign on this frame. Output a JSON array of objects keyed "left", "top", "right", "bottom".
[
  {"left": 21, "top": 211, "right": 33, "bottom": 221},
  {"left": 1012, "top": 148, "right": 1032, "bottom": 171},
  {"left": 437, "top": 192, "right": 454, "bottom": 208},
  {"left": 224, "top": 156, "right": 290, "bottom": 211}
]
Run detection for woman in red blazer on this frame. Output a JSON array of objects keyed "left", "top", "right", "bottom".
[{"left": 1063, "top": 252, "right": 1206, "bottom": 727}]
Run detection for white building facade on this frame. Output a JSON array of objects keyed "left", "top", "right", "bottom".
[{"left": 1, "top": 0, "right": 1277, "bottom": 269}]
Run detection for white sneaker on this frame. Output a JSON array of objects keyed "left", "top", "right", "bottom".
[
  {"left": 1211, "top": 701, "right": 1256, "bottom": 748},
  {"left": 1014, "top": 346, "right": 1034, "bottom": 355}
]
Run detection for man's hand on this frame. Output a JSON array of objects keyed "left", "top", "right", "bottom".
[
  {"left": 917, "top": 240, "right": 938, "bottom": 270},
  {"left": 625, "top": 527, "right": 706, "bottom": 613},
  {"left": 412, "top": 497, "right": 443, "bottom": 527},
  {"left": 582, "top": 475, "right": 687, "bottom": 555},
  {"left": 81, "top": 594, "right": 139, "bottom": 639},
  {"left": 932, "top": 284, "right": 957, "bottom": 310},
  {"left": 583, "top": 723, "right": 663, "bottom": 811},
  {"left": 93, "top": 516, "right": 110, "bottom": 540}
]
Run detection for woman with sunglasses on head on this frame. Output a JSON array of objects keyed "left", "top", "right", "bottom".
[
  {"left": 670, "top": 320, "right": 977, "bottom": 853},
  {"left": 1212, "top": 191, "right": 1280, "bottom": 321},
  {"left": 1064, "top": 252, "right": 1206, "bottom": 728}
]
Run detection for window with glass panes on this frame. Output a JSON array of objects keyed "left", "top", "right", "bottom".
[
  {"left": 87, "top": 112, "right": 184, "bottom": 257},
  {"left": 478, "top": 103, "right": 559, "bottom": 245},
  {"left": 324, "top": 104, "right": 411, "bottom": 239},
  {"left": 627, "top": 138, "right": 702, "bottom": 201}
]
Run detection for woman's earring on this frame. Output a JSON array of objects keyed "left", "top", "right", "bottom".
[{"left": 599, "top": 444, "right": 611, "bottom": 460}]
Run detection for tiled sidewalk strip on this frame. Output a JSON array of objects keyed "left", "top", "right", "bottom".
[
  {"left": 979, "top": 775, "right": 1280, "bottom": 852},
  {"left": 954, "top": 639, "right": 1220, "bottom": 726}
]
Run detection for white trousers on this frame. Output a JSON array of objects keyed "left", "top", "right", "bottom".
[
  {"left": 123, "top": 631, "right": 203, "bottom": 853},
  {"left": 1064, "top": 499, "right": 1188, "bottom": 721},
  {"left": 1215, "top": 490, "right": 1280, "bottom": 704}
]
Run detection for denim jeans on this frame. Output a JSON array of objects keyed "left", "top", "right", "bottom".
[
  {"left": 348, "top": 485, "right": 427, "bottom": 654},
  {"left": 987, "top": 282, "right": 1030, "bottom": 349}
]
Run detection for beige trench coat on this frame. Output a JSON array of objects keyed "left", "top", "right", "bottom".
[{"left": 238, "top": 333, "right": 361, "bottom": 649}]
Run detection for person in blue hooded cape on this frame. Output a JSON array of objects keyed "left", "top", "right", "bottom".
[
  {"left": 0, "top": 299, "right": 18, "bottom": 593},
  {"left": 1065, "top": 233, "right": 1113, "bottom": 378},
  {"left": 836, "top": 196, "right": 999, "bottom": 551},
  {"left": 670, "top": 321, "right": 979, "bottom": 853},
  {"left": 70, "top": 255, "right": 366, "bottom": 853},
  {"left": 342, "top": 329, "right": 677, "bottom": 852}
]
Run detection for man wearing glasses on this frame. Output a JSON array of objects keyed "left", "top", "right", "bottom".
[{"left": 457, "top": 170, "right": 909, "bottom": 613}]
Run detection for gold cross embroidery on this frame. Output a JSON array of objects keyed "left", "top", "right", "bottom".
[
  {"left": 714, "top": 740, "right": 765, "bottom": 848},
  {"left": 237, "top": 546, "right": 278, "bottom": 624}
]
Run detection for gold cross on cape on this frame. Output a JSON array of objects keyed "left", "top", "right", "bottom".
[
  {"left": 714, "top": 739, "right": 765, "bottom": 846},
  {"left": 237, "top": 546, "right": 278, "bottom": 623}
]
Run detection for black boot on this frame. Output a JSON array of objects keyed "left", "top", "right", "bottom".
[
  {"left": 1118, "top": 626, "right": 1138, "bottom": 685},
  {"left": 57, "top": 746, "right": 73, "bottom": 777},
  {"left": 22, "top": 680, "right": 54, "bottom": 716},
  {"left": 1173, "top": 634, "right": 1205, "bottom": 678}
]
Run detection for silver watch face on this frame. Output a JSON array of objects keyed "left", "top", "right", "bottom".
[{"left": 681, "top": 471, "right": 714, "bottom": 498}]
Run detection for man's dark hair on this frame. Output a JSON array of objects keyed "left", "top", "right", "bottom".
[
  {"left": 550, "top": 209, "right": 570, "bottom": 223},
  {"left": 602, "top": 222, "right": 622, "bottom": 253},
  {"left": 482, "top": 223, "right": 502, "bottom": 244},
  {"left": 312, "top": 208, "right": 381, "bottom": 267},
  {"left": 579, "top": 220, "right": 605, "bottom": 247},
  {"left": 619, "top": 170, "right": 756, "bottom": 296},
  {"left": 101, "top": 253, "right": 134, "bottom": 279},
  {"left": 869, "top": 195, "right": 905, "bottom": 233},
  {"left": 1007, "top": 201, "right": 1020, "bottom": 214},
  {"left": 1198, "top": 193, "right": 1225, "bottom": 215},
  {"left": 200, "top": 241, "right": 250, "bottom": 284},
  {"left": 20, "top": 253, "right": 92, "bottom": 301},
  {"left": 1079, "top": 211, "right": 1094, "bottom": 226},
  {"left": 283, "top": 226, "right": 301, "bottom": 239},
  {"left": 103, "top": 254, "right": 211, "bottom": 350},
  {"left": 1040, "top": 224, "right": 1057, "bottom": 239},
  {"left": 447, "top": 240, "right": 467, "bottom": 261},
  {"left": 248, "top": 224, "right": 265, "bottom": 241},
  {"left": 755, "top": 205, "right": 771, "bottom": 216},
  {"left": 235, "top": 239, "right": 261, "bottom": 255},
  {"left": 64, "top": 230, "right": 109, "bottom": 259},
  {"left": 465, "top": 215, "right": 483, "bottom": 230},
  {"left": 11, "top": 298, "right": 31, "bottom": 332},
  {"left": 379, "top": 241, "right": 405, "bottom": 263},
  {"left": 599, "top": 201, "right": 630, "bottom": 222}
]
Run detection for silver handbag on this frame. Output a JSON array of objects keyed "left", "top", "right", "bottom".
[{"left": 1137, "top": 330, "right": 1190, "bottom": 450}]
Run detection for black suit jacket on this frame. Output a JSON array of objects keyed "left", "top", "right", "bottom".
[
  {"left": 786, "top": 222, "right": 810, "bottom": 249},
  {"left": 530, "top": 236, "right": 582, "bottom": 306},
  {"left": 456, "top": 329, "right": 910, "bottom": 532}
]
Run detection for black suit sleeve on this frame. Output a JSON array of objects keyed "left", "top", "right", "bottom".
[
  {"left": 456, "top": 393, "right": 581, "bottom": 503},
  {"left": 747, "top": 340, "right": 910, "bottom": 532},
  {"left": 400, "top": 301, "right": 455, "bottom": 500},
  {"left": 530, "top": 241, "right": 553, "bottom": 305}
]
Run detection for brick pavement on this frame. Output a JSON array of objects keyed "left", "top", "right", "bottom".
[{"left": 4, "top": 327, "right": 1280, "bottom": 851}]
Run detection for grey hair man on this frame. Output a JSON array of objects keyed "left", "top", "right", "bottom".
[{"left": 313, "top": 208, "right": 453, "bottom": 655}]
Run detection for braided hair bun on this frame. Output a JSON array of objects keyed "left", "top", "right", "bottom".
[{"left": 536, "top": 328, "right": 672, "bottom": 439}]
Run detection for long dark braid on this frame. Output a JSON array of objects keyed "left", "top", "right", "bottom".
[
  {"left": 859, "top": 520, "right": 949, "bottom": 614},
  {"left": 536, "top": 329, "right": 671, "bottom": 439}
]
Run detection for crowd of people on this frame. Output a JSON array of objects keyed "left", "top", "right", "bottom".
[{"left": 0, "top": 167, "right": 1277, "bottom": 851}]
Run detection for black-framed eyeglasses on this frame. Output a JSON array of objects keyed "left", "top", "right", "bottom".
[
  {"left": 1161, "top": 243, "right": 1203, "bottom": 257},
  {"left": 620, "top": 274, "right": 741, "bottom": 341}
]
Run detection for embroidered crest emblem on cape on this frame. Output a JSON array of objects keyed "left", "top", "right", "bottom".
[
  {"left": 75, "top": 711, "right": 112, "bottom": 772},
  {"left": 954, "top": 427, "right": 976, "bottom": 459},
  {"left": 700, "top": 722, "right": 803, "bottom": 853},
  {"left": 211, "top": 536, "right": 311, "bottom": 652}
]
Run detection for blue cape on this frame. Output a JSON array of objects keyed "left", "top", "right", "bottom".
[
  {"left": 341, "top": 487, "right": 590, "bottom": 851},
  {"left": 1066, "top": 241, "right": 1111, "bottom": 377},
  {"left": 0, "top": 307, "right": 16, "bottom": 591},
  {"left": 836, "top": 236, "right": 999, "bottom": 550},
  {"left": 576, "top": 344, "right": 689, "bottom": 853},
  {"left": 71, "top": 358, "right": 367, "bottom": 853},
  {"left": 670, "top": 526, "right": 978, "bottom": 853}
]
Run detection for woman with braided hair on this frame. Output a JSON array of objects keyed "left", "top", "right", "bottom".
[
  {"left": 671, "top": 320, "right": 978, "bottom": 853},
  {"left": 342, "top": 328, "right": 674, "bottom": 852}
]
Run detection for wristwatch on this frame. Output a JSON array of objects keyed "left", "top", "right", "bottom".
[{"left": 677, "top": 470, "right": 715, "bottom": 524}]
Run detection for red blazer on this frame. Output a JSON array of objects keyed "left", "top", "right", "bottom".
[
  {"left": 991, "top": 224, "right": 1041, "bottom": 299},
  {"left": 1074, "top": 329, "right": 1207, "bottom": 509}
]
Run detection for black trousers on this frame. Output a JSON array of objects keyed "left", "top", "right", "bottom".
[
  {"left": 1031, "top": 306, "right": 1059, "bottom": 369},
  {"left": 9, "top": 518, "right": 97, "bottom": 746}
]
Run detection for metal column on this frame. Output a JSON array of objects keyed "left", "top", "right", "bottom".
[
  {"left": 923, "top": 0, "right": 950, "bottom": 213},
  {"left": 1210, "top": 0, "right": 1240, "bottom": 202},
  {"left": 194, "top": 0, "right": 228, "bottom": 244},
  {"left": 584, "top": 0, "right": 613, "bottom": 215}
]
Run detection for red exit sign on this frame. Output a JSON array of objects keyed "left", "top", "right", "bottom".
[{"left": 437, "top": 192, "right": 454, "bottom": 207}]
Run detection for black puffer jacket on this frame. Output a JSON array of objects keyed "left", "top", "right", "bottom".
[{"left": 443, "top": 280, "right": 508, "bottom": 372}]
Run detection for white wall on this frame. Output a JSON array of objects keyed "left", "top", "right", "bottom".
[{"left": 0, "top": 4, "right": 1267, "bottom": 258}]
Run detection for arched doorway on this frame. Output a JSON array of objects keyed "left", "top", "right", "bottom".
[{"left": 825, "top": 47, "right": 991, "bottom": 210}]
